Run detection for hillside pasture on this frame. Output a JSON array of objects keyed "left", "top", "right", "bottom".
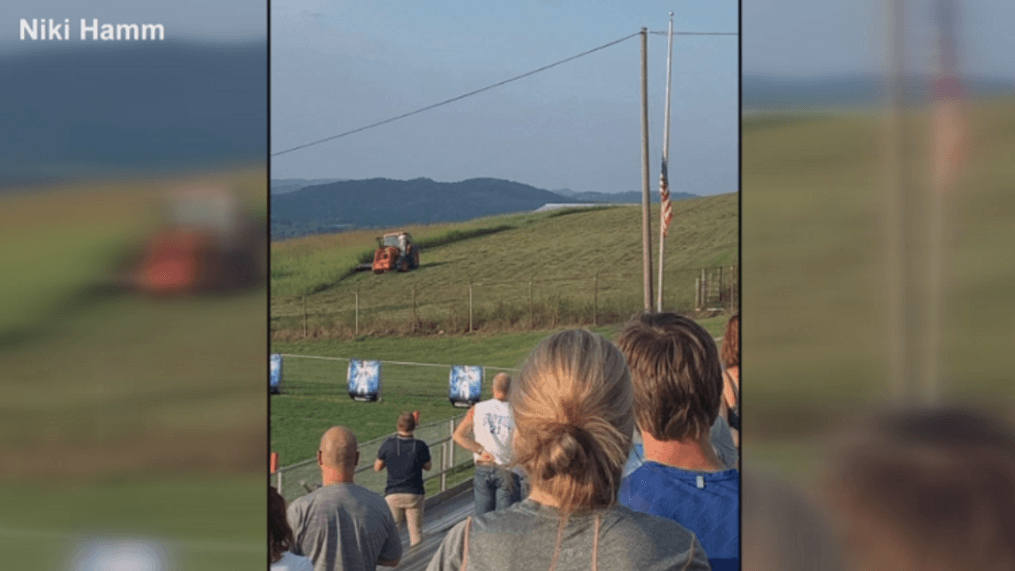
[{"left": 271, "top": 193, "right": 738, "bottom": 338}]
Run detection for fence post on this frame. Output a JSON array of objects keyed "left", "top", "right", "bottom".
[
  {"left": 440, "top": 441, "right": 448, "bottom": 492},
  {"left": 276, "top": 470, "right": 283, "bottom": 492},
  {"left": 355, "top": 289, "right": 359, "bottom": 335},
  {"left": 593, "top": 273, "right": 599, "bottom": 326},
  {"left": 700, "top": 268, "right": 706, "bottom": 309},
  {"left": 448, "top": 417, "right": 456, "bottom": 478},
  {"left": 718, "top": 266, "right": 724, "bottom": 306},
  {"left": 468, "top": 283, "right": 474, "bottom": 333},
  {"left": 695, "top": 277, "right": 701, "bottom": 311},
  {"left": 302, "top": 295, "right": 308, "bottom": 338},
  {"left": 411, "top": 286, "right": 417, "bottom": 333},
  {"left": 528, "top": 279, "right": 534, "bottom": 329}
]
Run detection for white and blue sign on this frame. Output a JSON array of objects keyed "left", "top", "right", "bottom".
[
  {"left": 449, "top": 365, "right": 483, "bottom": 407},
  {"left": 348, "top": 359, "right": 381, "bottom": 402},
  {"left": 270, "top": 354, "right": 282, "bottom": 394}
]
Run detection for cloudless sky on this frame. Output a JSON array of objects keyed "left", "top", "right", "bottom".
[{"left": 271, "top": 0, "right": 738, "bottom": 195}]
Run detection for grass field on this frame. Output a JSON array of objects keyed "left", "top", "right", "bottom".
[
  {"left": 271, "top": 193, "right": 738, "bottom": 338},
  {"left": 741, "top": 98, "right": 1015, "bottom": 487},
  {"left": 270, "top": 317, "right": 730, "bottom": 468},
  {"left": 1, "top": 168, "right": 267, "bottom": 570},
  {"left": 1, "top": 477, "right": 263, "bottom": 569}
]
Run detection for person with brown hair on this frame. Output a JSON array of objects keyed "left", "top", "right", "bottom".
[
  {"left": 374, "top": 411, "right": 433, "bottom": 547},
  {"left": 823, "top": 407, "right": 1015, "bottom": 571},
  {"left": 453, "top": 372, "right": 522, "bottom": 515},
  {"left": 617, "top": 312, "right": 739, "bottom": 571},
  {"left": 270, "top": 486, "right": 315, "bottom": 571},
  {"left": 718, "top": 313, "right": 739, "bottom": 446},
  {"left": 288, "top": 426, "right": 402, "bottom": 571},
  {"left": 427, "top": 329, "right": 709, "bottom": 571}
]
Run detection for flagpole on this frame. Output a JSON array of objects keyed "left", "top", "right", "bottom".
[{"left": 657, "top": 13, "right": 675, "bottom": 313}]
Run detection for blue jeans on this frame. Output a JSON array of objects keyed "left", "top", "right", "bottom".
[{"left": 473, "top": 465, "right": 521, "bottom": 515}]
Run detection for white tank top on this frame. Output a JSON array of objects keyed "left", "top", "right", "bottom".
[{"left": 472, "top": 399, "right": 514, "bottom": 466}]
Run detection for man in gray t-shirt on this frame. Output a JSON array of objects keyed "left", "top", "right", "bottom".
[{"left": 288, "top": 426, "right": 402, "bottom": 571}]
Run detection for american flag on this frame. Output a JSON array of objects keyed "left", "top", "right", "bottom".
[
  {"left": 931, "top": 0, "right": 969, "bottom": 191},
  {"left": 660, "top": 158, "right": 673, "bottom": 238}
]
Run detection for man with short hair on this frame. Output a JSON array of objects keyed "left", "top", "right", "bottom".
[
  {"left": 288, "top": 426, "right": 402, "bottom": 571},
  {"left": 374, "top": 412, "right": 432, "bottom": 547},
  {"left": 453, "top": 372, "right": 521, "bottom": 515},
  {"left": 616, "top": 313, "right": 740, "bottom": 571}
]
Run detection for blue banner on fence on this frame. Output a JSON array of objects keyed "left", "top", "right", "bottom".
[
  {"left": 449, "top": 365, "right": 483, "bottom": 407},
  {"left": 348, "top": 359, "right": 381, "bottom": 402},
  {"left": 270, "top": 354, "right": 282, "bottom": 394}
]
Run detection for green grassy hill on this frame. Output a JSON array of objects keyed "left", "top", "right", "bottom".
[
  {"left": 271, "top": 193, "right": 738, "bottom": 337},
  {"left": 743, "top": 99, "right": 1015, "bottom": 481}
]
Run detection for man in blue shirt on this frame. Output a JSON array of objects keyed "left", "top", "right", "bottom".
[
  {"left": 617, "top": 312, "right": 740, "bottom": 571},
  {"left": 375, "top": 412, "right": 432, "bottom": 547}
]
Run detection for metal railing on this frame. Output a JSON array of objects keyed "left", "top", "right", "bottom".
[{"left": 271, "top": 415, "right": 472, "bottom": 503}]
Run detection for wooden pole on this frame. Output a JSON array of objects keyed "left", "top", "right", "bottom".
[
  {"left": 468, "top": 283, "right": 474, "bottom": 333},
  {"left": 640, "top": 27, "right": 654, "bottom": 311},
  {"left": 593, "top": 273, "right": 599, "bottom": 326},
  {"left": 355, "top": 289, "right": 360, "bottom": 335},
  {"left": 302, "top": 295, "right": 308, "bottom": 338}
]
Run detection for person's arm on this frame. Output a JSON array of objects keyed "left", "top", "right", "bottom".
[
  {"left": 453, "top": 406, "right": 485, "bottom": 456},
  {"left": 376, "top": 505, "right": 403, "bottom": 567},
  {"left": 374, "top": 439, "right": 388, "bottom": 472}
]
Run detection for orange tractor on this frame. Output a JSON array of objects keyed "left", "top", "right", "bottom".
[
  {"left": 122, "top": 187, "right": 267, "bottom": 295},
  {"left": 372, "top": 231, "right": 420, "bottom": 274}
]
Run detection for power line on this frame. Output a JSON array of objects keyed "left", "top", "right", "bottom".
[
  {"left": 649, "top": 31, "right": 738, "bottom": 36},
  {"left": 272, "top": 31, "right": 641, "bottom": 158}
]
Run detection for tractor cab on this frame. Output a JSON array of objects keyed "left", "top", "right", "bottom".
[
  {"left": 132, "top": 186, "right": 266, "bottom": 294},
  {"left": 371, "top": 231, "right": 420, "bottom": 274}
]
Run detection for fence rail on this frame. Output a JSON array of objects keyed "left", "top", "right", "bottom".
[
  {"left": 271, "top": 265, "right": 738, "bottom": 338},
  {"left": 271, "top": 414, "right": 473, "bottom": 503}
]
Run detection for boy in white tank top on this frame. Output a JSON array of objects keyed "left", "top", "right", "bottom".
[{"left": 453, "top": 372, "right": 522, "bottom": 515}]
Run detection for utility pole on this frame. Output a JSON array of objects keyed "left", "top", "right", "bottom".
[{"left": 640, "top": 27, "right": 654, "bottom": 311}]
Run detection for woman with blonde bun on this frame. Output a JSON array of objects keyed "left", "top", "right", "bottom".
[{"left": 426, "top": 329, "right": 711, "bottom": 571}]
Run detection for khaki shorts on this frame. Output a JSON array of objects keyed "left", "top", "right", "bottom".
[{"left": 385, "top": 493, "right": 424, "bottom": 546}]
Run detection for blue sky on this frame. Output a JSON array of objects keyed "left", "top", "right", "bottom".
[
  {"left": 744, "top": 0, "right": 1015, "bottom": 78},
  {"left": 271, "top": 0, "right": 738, "bottom": 195}
]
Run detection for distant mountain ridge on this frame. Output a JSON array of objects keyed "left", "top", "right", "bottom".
[
  {"left": 1, "top": 41, "right": 266, "bottom": 187},
  {"left": 271, "top": 178, "right": 346, "bottom": 195},
  {"left": 270, "top": 177, "right": 699, "bottom": 240}
]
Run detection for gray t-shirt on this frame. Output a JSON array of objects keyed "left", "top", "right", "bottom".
[
  {"left": 425, "top": 499, "right": 711, "bottom": 571},
  {"left": 287, "top": 482, "right": 403, "bottom": 571},
  {"left": 710, "top": 416, "right": 739, "bottom": 470}
]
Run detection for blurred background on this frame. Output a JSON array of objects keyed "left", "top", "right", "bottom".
[
  {"left": 743, "top": 0, "right": 1015, "bottom": 569},
  {"left": 0, "top": 1, "right": 266, "bottom": 569}
]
